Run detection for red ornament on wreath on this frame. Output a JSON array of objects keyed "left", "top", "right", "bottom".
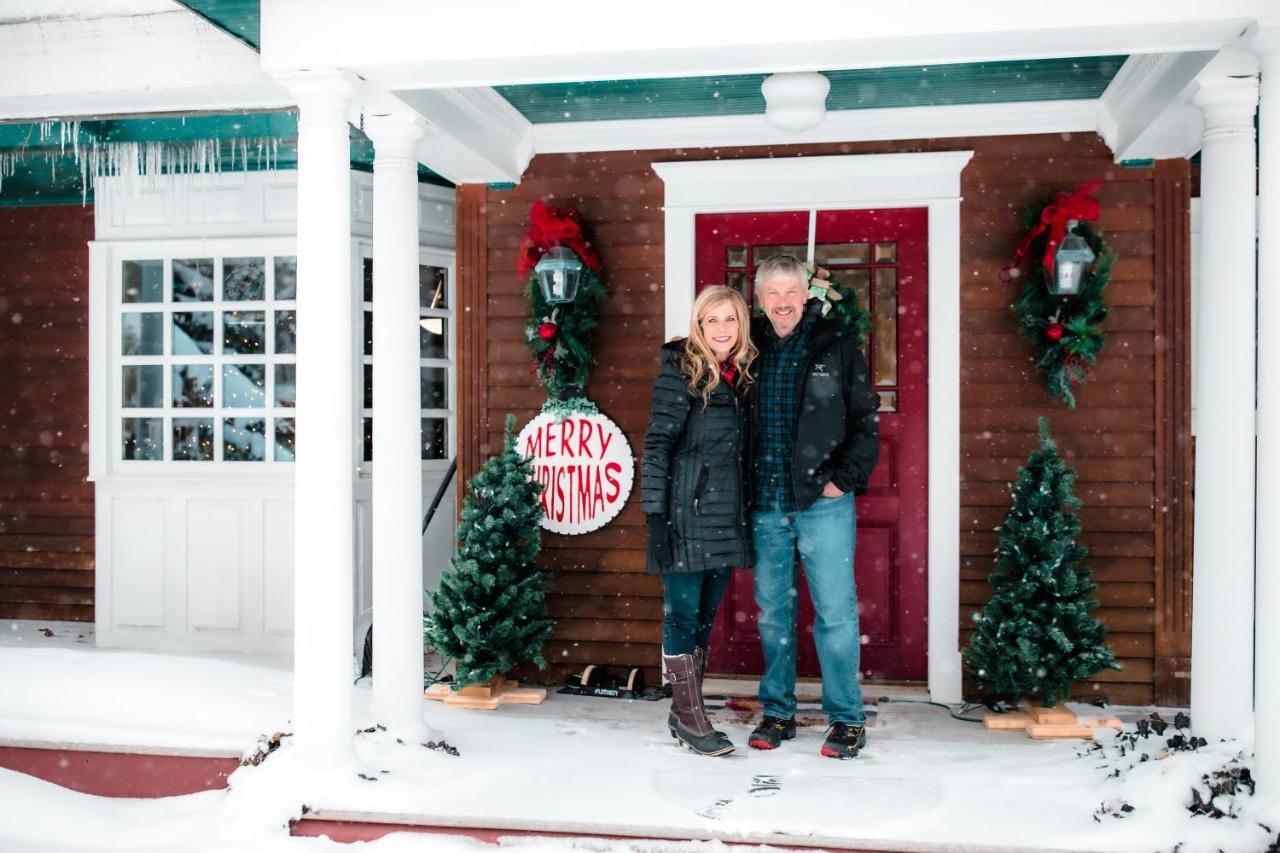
[
  {"left": 1044, "top": 322, "right": 1065, "bottom": 342},
  {"left": 538, "top": 322, "right": 557, "bottom": 341}
]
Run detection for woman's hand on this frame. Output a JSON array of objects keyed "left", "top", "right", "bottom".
[
  {"left": 822, "top": 481, "right": 845, "bottom": 498},
  {"left": 646, "top": 514, "right": 674, "bottom": 570}
]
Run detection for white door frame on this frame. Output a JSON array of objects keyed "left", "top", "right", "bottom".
[{"left": 652, "top": 151, "right": 972, "bottom": 702}]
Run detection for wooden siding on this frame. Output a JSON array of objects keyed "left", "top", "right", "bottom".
[
  {"left": 0, "top": 205, "right": 94, "bottom": 622},
  {"left": 464, "top": 135, "right": 1179, "bottom": 702}
]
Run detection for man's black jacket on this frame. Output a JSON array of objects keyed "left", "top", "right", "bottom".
[{"left": 750, "top": 301, "right": 880, "bottom": 510}]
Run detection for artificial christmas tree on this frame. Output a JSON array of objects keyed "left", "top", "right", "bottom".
[
  {"left": 427, "top": 414, "right": 554, "bottom": 689},
  {"left": 963, "top": 417, "right": 1120, "bottom": 708}
]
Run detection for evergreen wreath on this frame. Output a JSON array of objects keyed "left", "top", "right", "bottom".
[
  {"left": 803, "top": 262, "right": 870, "bottom": 348},
  {"left": 1002, "top": 179, "right": 1116, "bottom": 408},
  {"left": 963, "top": 417, "right": 1121, "bottom": 707},
  {"left": 520, "top": 199, "right": 607, "bottom": 400}
]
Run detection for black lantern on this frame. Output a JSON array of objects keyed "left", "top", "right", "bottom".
[
  {"left": 534, "top": 246, "right": 583, "bottom": 304},
  {"left": 1049, "top": 220, "right": 1095, "bottom": 297}
]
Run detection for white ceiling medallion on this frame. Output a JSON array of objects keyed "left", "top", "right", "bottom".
[{"left": 761, "top": 71, "right": 830, "bottom": 132}]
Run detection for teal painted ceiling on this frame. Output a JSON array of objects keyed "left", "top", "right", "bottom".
[
  {"left": 0, "top": 112, "right": 448, "bottom": 207},
  {"left": 495, "top": 56, "right": 1127, "bottom": 123},
  {"left": 174, "top": 0, "right": 261, "bottom": 50}
]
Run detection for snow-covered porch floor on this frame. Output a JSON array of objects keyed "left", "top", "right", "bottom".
[{"left": 2, "top": 621, "right": 1278, "bottom": 853}]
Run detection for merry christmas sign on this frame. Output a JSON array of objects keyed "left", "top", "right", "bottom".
[{"left": 517, "top": 410, "right": 634, "bottom": 535}]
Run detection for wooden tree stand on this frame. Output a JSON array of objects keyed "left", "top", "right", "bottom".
[
  {"left": 982, "top": 702, "right": 1123, "bottom": 739},
  {"left": 425, "top": 675, "right": 547, "bottom": 711}
]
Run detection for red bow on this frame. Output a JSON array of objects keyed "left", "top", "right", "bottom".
[
  {"left": 517, "top": 199, "right": 603, "bottom": 279},
  {"left": 1004, "top": 178, "right": 1102, "bottom": 280}
]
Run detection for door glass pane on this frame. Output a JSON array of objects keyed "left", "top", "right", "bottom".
[
  {"left": 420, "top": 317, "right": 447, "bottom": 359},
  {"left": 752, "top": 244, "right": 808, "bottom": 266},
  {"left": 726, "top": 271, "right": 746, "bottom": 293},
  {"left": 877, "top": 390, "right": 898, "bottom": 413},
  {"left": 421, "top": 367, "right": 447, "bottom": 409},
  {"left": 363, "top": 311, "right": 373, "bottom": 356},
  {"left": 122, "top": 417, "right": 163, "bottom": 460},
  {"left": 274, "top": 310, "right": 296, "bottom": 354},
  {"left": 122, "top": 365, "right": 162, "bottom": 408},
  {"left": 362, "top": 258, "right": 373, "bottom": 303},
  {"left": 875, "top": 241, "right": 897, "bottom": 263},
  {"left": 420, "top": 265, "right": 448, "bottom": 309},
  {"left": 122, "top": 312, "right": 162, "bottom": 355},
  {"left": 123, "top": 260, "right": 163, "bottom": 303},
  {"left": 362, "top": 417, "right": 373, "bottom": 462},
  {"left": 173, "top": 312, "right": 214, "bottom": 355},
  {"left": 815, "top": 242, "right": 870, "bottom": 265},
  {"left": 173, "top": 259, "right": 214, "bottom": 302},
  {"left": 363, "top": 364, "right": 373, "bottom": 409},
  {"left": 172, "top": 418, "right": 213, "bottom": 461},
  {"left": 725, "top": 246, "right": 747, "bottom": 267},
  {"left": 421, "top": 417, "right": 446, "bottom": 461},
  {"left": 274, "top": 256, "right": 298, "bottom": 300},
  {"left": 224, "top": 364, "right": 265, "bottom": 408},
  {"left": 274, "top": 364, "right": 296, "bottom": 408},
  {"left": 172, "top": 364, "right": 214, "bottom": 408},
  {"left": 874, "top": 268, "right": 898, "bottom": 386},
  {"left": 224, "top": 257, "right": 265, "bottom": 301},
  {"left": 828, "top": 269, "right": 871, "bottom": 316},
  {"left": 223, "top": 311, "right": 265, "bottom": 354},
  {"left": 274, "top": 418, "right": 296, "bottom": 461},
  {"left": 223, "top": 418, "right": 265, "bottom": 461}
]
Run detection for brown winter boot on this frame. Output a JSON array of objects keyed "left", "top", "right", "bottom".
[{"left": 663, "top": 653, "right": 734, "bottom": 756}]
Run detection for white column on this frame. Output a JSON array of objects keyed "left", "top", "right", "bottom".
[
  {"left": 1190, "top": 72, "right": 1259, "bottom": 743},
  {"left": 366, "top": 113, "right": 430, "bottom": 741},
  {"left": 287, "top": 70, "right": 358, "bottom": 767},
  {"left": 1253, "top": 22, "right": 1280, "bottom": 796}
]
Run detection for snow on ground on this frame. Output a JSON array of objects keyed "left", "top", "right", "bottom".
[{"left": 2, "top": 621, "right": 1279, "bottom": 853}]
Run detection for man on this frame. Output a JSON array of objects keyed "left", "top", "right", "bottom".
[{"left": 747, "top": 253, "right": 880, "bottom": 759}]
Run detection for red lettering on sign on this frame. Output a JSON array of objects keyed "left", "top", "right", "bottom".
[
  {"left": 553, "top": 468, "right": 566, "bottom": 521},
  {"left": 560, "top": 419, "right": 575, "bottom": 458},
  {"left": 597, "top": 428, "right": 614, "bottom": 458},
  {"left": 544, "top": 422, "right": 557, "bottom": 459},
  {"left": 604, "top": 461, "right": 622, "bottom": 503},
  {"left": 577, "top": 419, "right": 594, "bottom": 459}
]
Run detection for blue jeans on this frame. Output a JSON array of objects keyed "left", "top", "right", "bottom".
[
  {"left": 752, "top": 492, "right": 865, "bottom": 724},
  {"left": 661, "top": 569, "right": 733, "bottom": 656}
]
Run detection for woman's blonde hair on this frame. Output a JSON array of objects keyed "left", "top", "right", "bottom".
[{"left": 679, "top": 286, "right": 757, "bottom": 405}]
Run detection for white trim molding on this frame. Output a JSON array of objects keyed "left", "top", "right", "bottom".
[
  {"left": 653, "top": 151, "right": 973, "bottom": 702},
  {"left": 537, "top": 100, "right": 1096, "bottom": 155}
]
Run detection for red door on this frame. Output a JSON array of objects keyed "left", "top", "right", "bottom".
[{"left": 696, "top": 208, "right": 929, "bottom": 681}]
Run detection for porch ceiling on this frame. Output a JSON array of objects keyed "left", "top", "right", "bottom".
[
  {"left": 0, "top": 112, "right": 449, "bottom": 206},
  {"left": 493, "top": 57, "right": 1127, "bottom": 124}
]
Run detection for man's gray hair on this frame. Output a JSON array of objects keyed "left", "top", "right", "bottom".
[{"left": 754, "top": 252, "right": 808, "bottom": 291}]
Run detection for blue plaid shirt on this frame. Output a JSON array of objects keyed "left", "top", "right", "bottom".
[{"left": 753, "top": 313, "right": 815, "bottom": 512}]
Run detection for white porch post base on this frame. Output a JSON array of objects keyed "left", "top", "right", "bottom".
[
  {"left": 367, "top": 113, "right": 431, "bottom": 741},
  {"left": 1252, "top": 21, "right": 1280, "bottom": 798},
  {"left": 286, "top": 69, "right": 358, "bottom": 768},
  {"left": 1189, "top": 71, "right": 1259, "bottom": 744}
]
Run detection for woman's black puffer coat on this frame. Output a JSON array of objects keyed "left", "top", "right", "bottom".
[{"left": 641, "top": 340, "right": 752, "bottom": 575}]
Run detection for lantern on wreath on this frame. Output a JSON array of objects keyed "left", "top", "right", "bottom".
[
  {"left": 534, "top": 247, "right": 583, "bottom": 304},
  {"left": 1048, "top": 220, "right": 1095, "bottom": 297}
]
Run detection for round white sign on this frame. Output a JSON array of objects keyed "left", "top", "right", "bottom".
[{"left": 516, "top": 410, "right": 635, "bottom": 535}]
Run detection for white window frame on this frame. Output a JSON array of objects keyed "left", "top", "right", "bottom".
[
  {"left": 354, "top": 243, "right": 457, "bottom": 477},
  {"left": 94, "top": 236, "right": 299, "bottom": 479}
]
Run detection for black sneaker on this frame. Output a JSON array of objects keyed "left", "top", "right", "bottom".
[
  {"left": 821, "top": 722, "right": 866, "bottom": 759},
  {"left": 748, "top": 715, "right": 797, "bottom": 750}
]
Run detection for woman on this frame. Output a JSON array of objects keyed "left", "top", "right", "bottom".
[{"left": 641, "top": 285, "right": 756, "bottom": 757}]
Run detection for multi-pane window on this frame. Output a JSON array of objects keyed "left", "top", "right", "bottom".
[
  {"left": 360, "top": 256, "right": 454, "bottom": 465},
  {"left": 721, "top": 239, "right": 900, "bottom": 413},
  {"left": 117, "top": 255, "right": 298, "bottom": 463}
]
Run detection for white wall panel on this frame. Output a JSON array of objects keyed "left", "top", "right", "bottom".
[
  {"left": 186, "top": 500, "right": 242, "bottom": 631},
  {"left": 110, "top": 497, "right": 166, "bottom": 628},
  {"left": 263, "top": 499, "right": 295, "bottom": 636}
]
